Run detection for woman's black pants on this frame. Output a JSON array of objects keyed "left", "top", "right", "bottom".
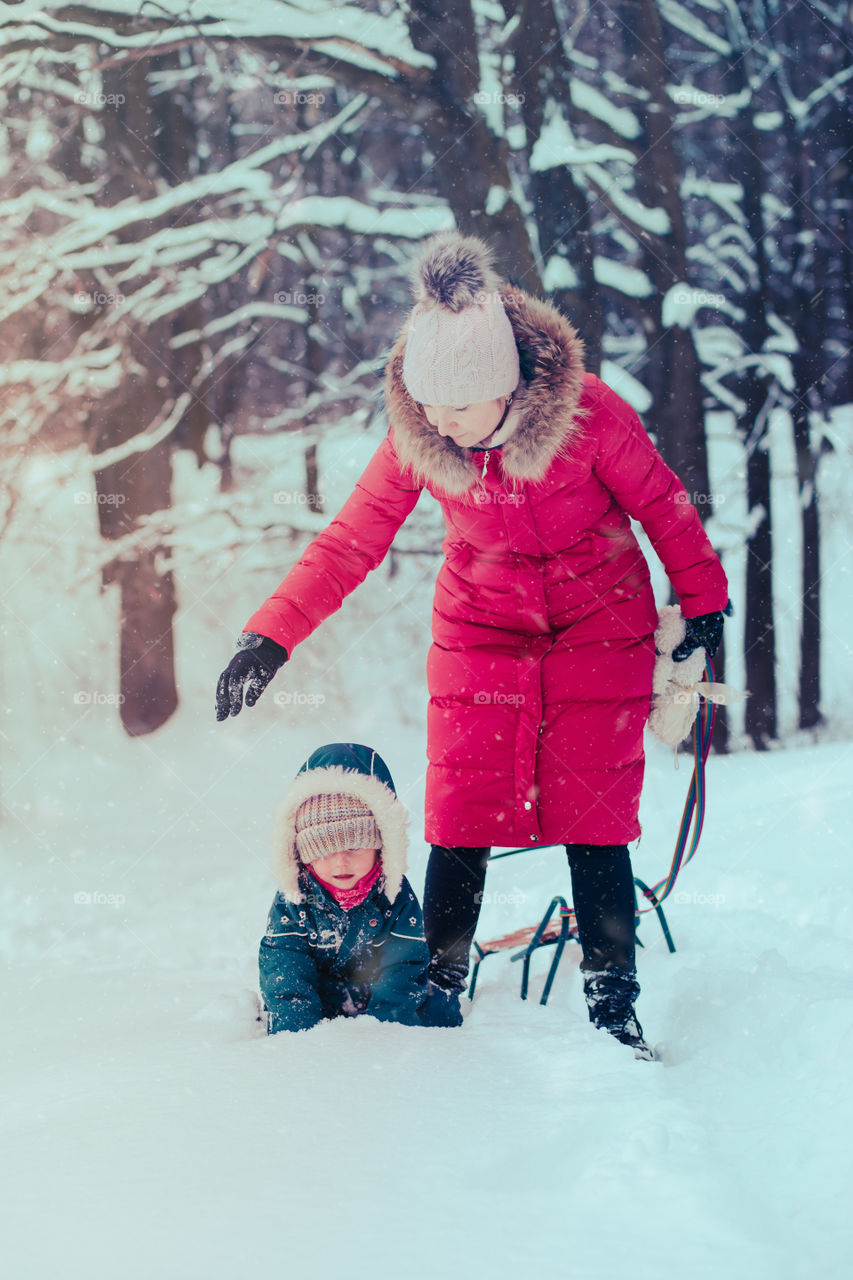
[{"left": 422, "top": 843, "right": 636, "bottom": 991}]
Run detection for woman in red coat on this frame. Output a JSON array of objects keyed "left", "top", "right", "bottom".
[{"left": 217, "top": 233, "right": 729, "bottom": 1057}]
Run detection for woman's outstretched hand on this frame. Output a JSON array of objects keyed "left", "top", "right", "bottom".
[
  {"left": 215, "top": 633, "right": 288, "bottom": 720},
  {"left": 672, "top": 602, "right": 732, "bottom": 663}
]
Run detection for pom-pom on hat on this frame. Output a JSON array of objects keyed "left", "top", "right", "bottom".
[
  {"left": 402, "top": 232, "right": 520, "bottom": 406},
  {"left": 294, "top": 792, "right": 381, "bottom": 865}
]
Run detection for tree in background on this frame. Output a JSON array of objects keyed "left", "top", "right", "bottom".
[{"left": 0, "top": 0, "right": 848, "bottom": 747}]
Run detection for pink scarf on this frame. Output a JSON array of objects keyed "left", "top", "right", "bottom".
[{"left": 309, "top": 860, "right": 383, "bottom": 911}]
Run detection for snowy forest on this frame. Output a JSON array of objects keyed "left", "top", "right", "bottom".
[
  {"left": 2, "top": 0, "right": 851, "bottom": 743},
  {"left": 2, "top": 2, "right": 852, "bottom": 1279}
]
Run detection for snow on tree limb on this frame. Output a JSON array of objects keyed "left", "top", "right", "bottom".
[
  {"left": 583, "top": 163, "right": 672, "bottom": 235},
  {"left": 681, "top": 176, "right": 746, "bottom": 227},
  {"left": 0, "top": 97, "right": 375, "bottom": 326},
  {"left": 170, "top": 302, "right": 306, "bottom": 349},
  {"left": 593, "top": 257, "right": 654, "bottom": 298},
  {"left": 23, "top": 96, "right": 368, "bottom": 255},
  {"left": 530, "top": 103, "right": 635, "bottom": 171},
  {"left": 570, "top": 79, "right": 642, "bottom": 140},
  {"left": 273, "top": 194, "right": 451, "bottom": 237},
  {"left": 658, "top": 0, "right": 733, "bottom": 54},
  {"left": 87, "top": 392, "right": 192, "bottom": 472},
  {"left": 783, "top": 62, "right": 853, "bottom": 125},
  {"left": 0, "top": 1, "right": 434, "bottom": 78}
]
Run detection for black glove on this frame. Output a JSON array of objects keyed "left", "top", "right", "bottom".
[
  {"left": 672, "top": 602, "right": 732, "bottom": 663},
  {"left": 215, "top": 632, "right": 288, "bottom": 720}
]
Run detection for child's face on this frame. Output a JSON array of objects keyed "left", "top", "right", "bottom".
[{"left": 311, "top": 847, "right": 379, "bottom": 887}]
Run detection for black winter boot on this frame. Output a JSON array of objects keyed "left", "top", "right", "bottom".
[{"left": 582, "top": 966, "right": 656, "bottom": 1061}]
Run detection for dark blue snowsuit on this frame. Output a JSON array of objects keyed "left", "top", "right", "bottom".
[
  {"left": 259, "top": 873, "right": 429, "bottom": 1033},
  {"left": 258, "top": 742, "right": 430, "bottom": 1034}
]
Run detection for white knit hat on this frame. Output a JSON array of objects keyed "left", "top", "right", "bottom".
[
  {"left": 294, "top": 792, "right": 381, "bottom": 865},
  {"left": 401, "top": 233, "right": 520, "bottom": 406}
]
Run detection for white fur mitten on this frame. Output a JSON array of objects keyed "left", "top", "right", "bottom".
[{"left": 648, "top": 605, "right": 743, "bottom": 747}]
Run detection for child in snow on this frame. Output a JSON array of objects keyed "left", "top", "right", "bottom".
[{"left": 259, "top": 742, "right": 437, "bottom": 1034}]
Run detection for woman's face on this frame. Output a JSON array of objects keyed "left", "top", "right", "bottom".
[{"left": 421, "top": 398, "right": 509, "bottom": 448}]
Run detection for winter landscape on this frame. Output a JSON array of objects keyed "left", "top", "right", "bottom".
[{"left": 2, "top": 1, "right": 852, "bottom": 1278}]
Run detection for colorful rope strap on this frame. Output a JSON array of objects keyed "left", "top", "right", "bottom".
[{"left": 637, "top": 656, "right": 716, "bottom": 914}]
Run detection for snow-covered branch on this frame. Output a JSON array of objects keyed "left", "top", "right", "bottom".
[
  {"left": 0, "top": 1, "right": 435, "bottom": 81},
  {"left": 87, "top": 392, "right": 192, "bottom": 472}
]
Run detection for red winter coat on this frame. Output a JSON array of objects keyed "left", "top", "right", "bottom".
[{"left": 246, "top": 286, "right": 728, "bottom": 850}]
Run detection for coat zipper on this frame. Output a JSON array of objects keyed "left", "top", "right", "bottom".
[{"left": 481, "top": 449, "right": 490, "bottom": 479}]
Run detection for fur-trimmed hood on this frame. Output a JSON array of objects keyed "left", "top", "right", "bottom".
[
  {"left": 271, "top": 742, "right": 410, "bottom": 904},
  {"left": 384, "top": 233, "right": 588, "bottom": 496}
]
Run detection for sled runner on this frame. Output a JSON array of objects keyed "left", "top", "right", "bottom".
[{"left": 468, "top": 871, "right": 675, "bottom": 1005}]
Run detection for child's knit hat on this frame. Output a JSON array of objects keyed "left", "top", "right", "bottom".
[
  {"left": 294, "top": 792, "right": 381, "bottom": 865},
  {"left": 272, "top": 744, "right": 409, "bottom": 904},
  {"left": 401, "top": 232, "right": 520, "bottom": 406}
]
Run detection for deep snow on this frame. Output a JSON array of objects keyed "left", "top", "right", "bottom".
[{"left": 2, "top": 704, "right": 852, "bottom": 1279}]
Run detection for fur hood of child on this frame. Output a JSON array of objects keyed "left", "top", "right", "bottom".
[{"left": 259, "top": 742, "right": 430, "bottom": 1034}]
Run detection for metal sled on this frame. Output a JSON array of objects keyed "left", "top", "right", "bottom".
[{"left": 468, "top": 848, "right": 676, "bottom": 1006}]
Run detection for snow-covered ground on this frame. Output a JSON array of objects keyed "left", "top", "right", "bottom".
[{"left": 3, "top": 697, "right": 852, "bottom": 1278}]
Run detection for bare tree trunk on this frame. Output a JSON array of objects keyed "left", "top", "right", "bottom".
[
  {"left": 720, "top": 29, "right": 778, "bottom": 749},
  {"left": 838, "top": 178, "right": 853, "bottom": 404},
  {"left": 798, "top": 464, "right": 821, "bottom": 730},
  {"left": 90, "top": 59, "right": 182, "bottom": 735},
  {"left": 792, "top": 182, "right": 837, "bottom": 732},
  {"left": 738, "top": 166, "right": 777, "bottom": 749},
  {"left": 512, "top": 0, "right": 604, "bottom": 368},
  {"left": 406, "top": 0, "right": 539, "bottom": 283},
  {"left": 711, "top": 630, "right": 730, "bottom": 754},
  {"left": 772, "top": 0, "right": 840, "bottom": 733},
  {"left": 303, "top": 291, "right": 326, "bottom": 514},
  {"left": 618, "top": 0, "right": 711, "bottom": 503},
  {"left": 743, "top": 416, "right": 777, "bottom": 748},
  {"left": 94, "top": 348, "right": 179, "bottom": 738},
  {"left": 787, "top": 146, "right": 825, "bottom": 733}
]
